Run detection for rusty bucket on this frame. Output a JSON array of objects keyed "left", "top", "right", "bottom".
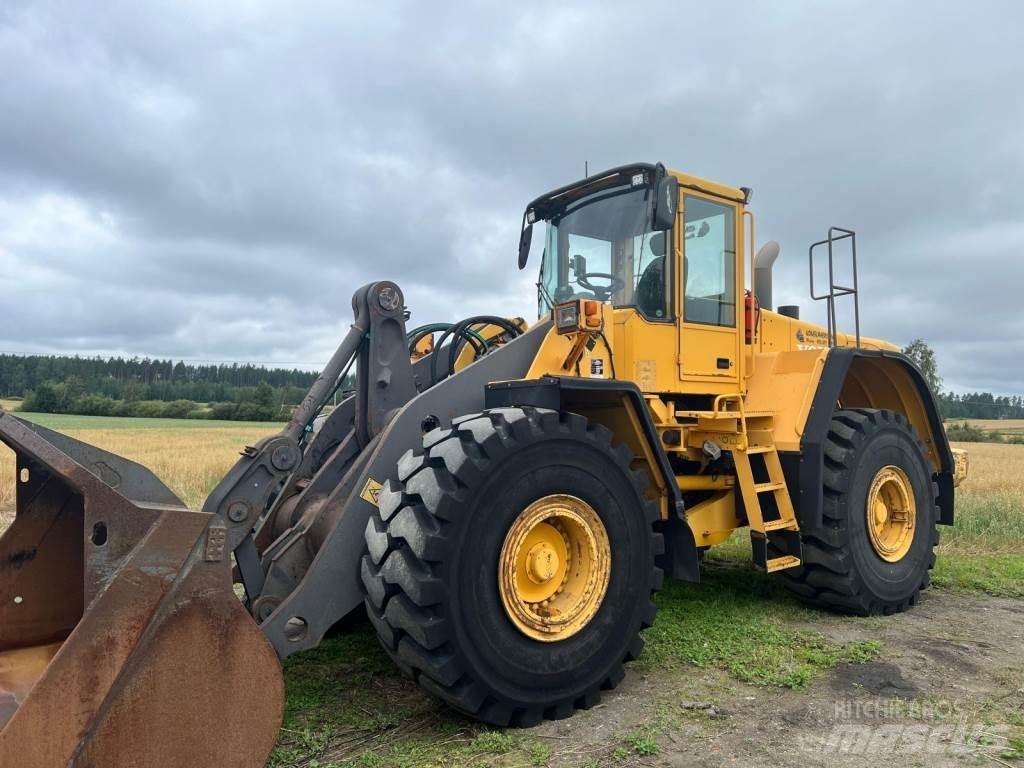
[{"left": 0, "top": 412, "right": 284, "bottom": 767}]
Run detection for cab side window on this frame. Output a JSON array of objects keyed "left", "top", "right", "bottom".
[{"left": 683, "top": 196, "right": 736, "bottom": 327}]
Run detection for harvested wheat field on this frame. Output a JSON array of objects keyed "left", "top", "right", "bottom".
[
  {"left": 1, "top": 414, "right": 1022, "bottom": 767},
  {"left": 0, "top": 411, "right": 277, "bottom": 531},
  {"left": 950, "top": 418, "right": 1024, "bottom": 432}
]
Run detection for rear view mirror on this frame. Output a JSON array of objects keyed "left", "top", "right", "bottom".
[
  {"left": 518, "top": 222, "right": 533, "bottom": 270},
  {"left": 652, "top": 176, "right": 678, "bottom": 231}
]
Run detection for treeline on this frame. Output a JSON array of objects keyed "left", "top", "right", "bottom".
[
  {"left": 22, "top": 380, "right": 295, "bottom": 422},
  {"left": 939, "top": 392, "right": 1024, "bottom": 420},
  {"left": 0, "top": 353, "right": 328, "bottom": 422},
  {"left": 0, "top": 353, "right": 318, "bottom": 404}
]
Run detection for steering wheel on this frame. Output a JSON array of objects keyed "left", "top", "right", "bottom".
[{"left": 576, "top": 271, "right": 625, "bottom": 301}]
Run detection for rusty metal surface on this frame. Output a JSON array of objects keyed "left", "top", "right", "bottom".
[
  {"left": 75, "top": 540, "right": 284, "bottom": 767},
  {"left": 0, "top": 477, "right": 83, "bottom": 650},
  {"left": 0, "top": 411, "right": 285, "bottom": 767},
  {"left": 0, "top": 642, "right": 60, "bottom": 727}
]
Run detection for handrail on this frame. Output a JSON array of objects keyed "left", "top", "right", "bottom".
[{"left": 808, "top": 226, "right": 860, "bottom": 347}]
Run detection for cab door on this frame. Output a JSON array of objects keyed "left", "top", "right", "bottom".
[{"left": 678, "top": 193, "right": 742, "bottom": 388}]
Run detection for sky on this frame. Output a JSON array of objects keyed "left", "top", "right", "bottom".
[{"left": 1, "top": 0, "right": 1021, "bottom": 393}]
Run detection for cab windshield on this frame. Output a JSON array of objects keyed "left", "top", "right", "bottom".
[{"left": 537, "top": 185, "right": 671, "bottom": 320}]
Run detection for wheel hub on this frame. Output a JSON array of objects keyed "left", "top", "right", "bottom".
[
  {"left": 499, "top": 494, "right": 611, "bottom": 642},
  {"left": 866, "top": 465, "right": 916, "bottom": 562},
  {"left": 526, "top": 540, "right": 560, "bottom": 584}
]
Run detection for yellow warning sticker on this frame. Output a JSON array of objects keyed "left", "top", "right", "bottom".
[{"left": 360, "top": 477, "right": 384, "bottom": 507}]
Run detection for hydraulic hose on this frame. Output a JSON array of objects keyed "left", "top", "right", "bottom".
[
  {"left": 407, "top": 323, "right": 487, "bottom": 357},
  {"left": 433, "top": 316, "right": 523, "bottom": 385}
]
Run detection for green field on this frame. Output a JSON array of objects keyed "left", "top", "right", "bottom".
[
  {"left": 4, "top": 410, "right": 280, "bottom": 431},
  {"left": 1, "top": 401, "right": 279, "bottom": 432}
]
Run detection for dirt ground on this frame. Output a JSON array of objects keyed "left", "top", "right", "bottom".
[{"left": 523, "top": 589, "right": 1024, "bottom": 767}]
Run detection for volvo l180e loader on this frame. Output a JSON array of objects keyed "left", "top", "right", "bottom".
[{"left": 0, "top": 163, "right": 967, "bottom": 766}]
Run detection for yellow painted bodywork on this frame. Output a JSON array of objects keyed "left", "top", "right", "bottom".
[
  {"left": 515, "top": 166, "right": 955, "bottom": 544},
  {"left": 685, "top": 492, "right": 740, "bottom": 547}
]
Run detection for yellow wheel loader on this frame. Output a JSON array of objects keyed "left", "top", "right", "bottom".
[{"left": 0, "top": 163, "right": 967, "bottom": 765}]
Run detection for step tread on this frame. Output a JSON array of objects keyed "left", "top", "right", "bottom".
[
  {"left": 675, "top": 410, "right": 776, "bottom": 420},
  {"left": 762, "top": 518, "right": 799, "bottom": 532},
  {"left": 764, "top": 555, "right": 802, "bottom": 573}
]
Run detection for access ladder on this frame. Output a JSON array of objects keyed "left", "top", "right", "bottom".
[{"left": 681, "top": 395, "right": 803, "bottom": 572}]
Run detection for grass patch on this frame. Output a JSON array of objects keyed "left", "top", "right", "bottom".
[
  {"left": 640, "top": 557, "right": 880, "bottom": 689},
  {"left": 940, "top": 494, "right": 1024, "bottom": 553},
  {"left": 1003, "top": 736, "right": 1024, "bottom": 761},
  {"left": 622, "top": 732, "right": 659, "bottom": 756},
  {"left": 932, "top": 554, "right": 1024, "bottom": 598},
  {"left": 933, "top": 449, "right": 1024, "bottom": 596},
  {"left": 465, "top": 732, "right": 517, "bottom": 755}
]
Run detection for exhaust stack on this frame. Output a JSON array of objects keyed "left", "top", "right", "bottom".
[{"left": 754, "top": 241, "right": 781, "bottom": 311}]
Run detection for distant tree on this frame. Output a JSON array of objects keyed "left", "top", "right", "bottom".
[
  {"left": 902, "top": 339, "right": 943, "bottom": 395},
  {"left": 253, "top": 382, "right": 276, "bottom": 412},
  {"left": 23, "top": 382, "right": 62, "bottom": 413},
  {"left": 9, "top": 364, "right": 27, "bottom": 397},
  {"left": 123, "top": 380, "right": 145, "bottom": 402}
]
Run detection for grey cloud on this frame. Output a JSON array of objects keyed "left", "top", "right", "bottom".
[{"left": 1, "top": 0, "right": 1022, "bottom": 391}]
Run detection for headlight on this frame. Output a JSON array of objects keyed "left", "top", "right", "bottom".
[
  {"left": 553, "top": 300, "right": 602, "bottom": 335},
  {"left": 554, "top": 303, "right": 579, "bottom": 334}
]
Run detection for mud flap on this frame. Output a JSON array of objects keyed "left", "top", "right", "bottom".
[{"left": 0, "top": 412, "right": 284, "bottom": 767}]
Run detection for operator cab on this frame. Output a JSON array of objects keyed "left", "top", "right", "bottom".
[
  {"left": 521, "top": 164, "right": 675, "bottom": 323},
  {"left": 520, "top": 162, "right": 752, "bottom": 387}
]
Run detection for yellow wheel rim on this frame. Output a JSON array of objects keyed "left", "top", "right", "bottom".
[
  {"left": 866, "top": 465, "right": 916, "bottom": 562},
  {"left": 499, "top": 494, "right": 611, "bottom": 642}
]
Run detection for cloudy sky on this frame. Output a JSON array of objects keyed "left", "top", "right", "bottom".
[{"left": 1, "top": 1, "right": 1021, "bottom": 393}]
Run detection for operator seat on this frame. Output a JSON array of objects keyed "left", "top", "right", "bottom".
[{"left": 635, "top": 231, "right": 667, "bottom": 318}]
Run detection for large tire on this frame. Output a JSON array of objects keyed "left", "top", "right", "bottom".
[
  {"left": 781, "top": 408, "right": 939, "bottom": 615},
  {"left": 361, "top": 407, "right": 663, "bottom": 726}
]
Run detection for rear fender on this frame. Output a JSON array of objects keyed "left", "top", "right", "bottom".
[{"left": 800, "top": 348, "right": 955, "bottom": 527}]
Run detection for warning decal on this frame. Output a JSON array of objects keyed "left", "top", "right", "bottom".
[{"left": 360, "top": 477, "right": 384, "bottom": 506}]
